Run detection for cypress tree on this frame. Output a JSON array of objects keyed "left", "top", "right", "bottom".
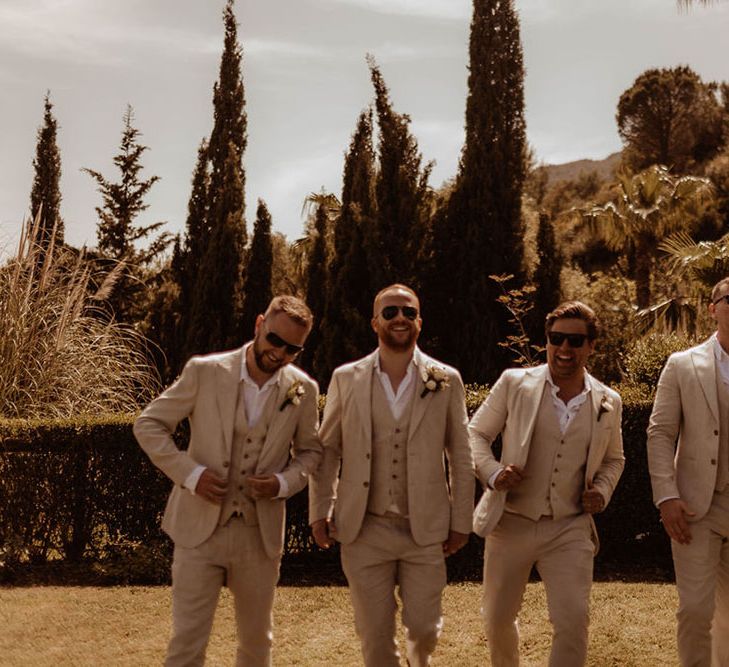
[
  {"left": 240, "top": 199, "right": 274, "bottom": 333},
  {"left": 83, "top": 105, "right": 171, "bottom": 321},
  {"left": 185, "top": 0, "right": 247, "bottom": 355},
  {"left": 30, "top": 92, "right": 63, "bottom": 250},
  {"left": 317, "top": 109, "right": 377, "bottom": 386},
  {"left": 530, "top": 213, "right": 562, "bottom": 344},
  {"left": 368, "top": 57, "right": 433, "bottom": 289},
  {"left": 300, "top": 203, "right": 330, "bottom": 377},
  {"left": 427, "top": 0, "right": 527, "bottom": 383}
]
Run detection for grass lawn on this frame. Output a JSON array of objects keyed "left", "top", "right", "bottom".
[{"left": 0, "top": 582, "right": 678, "bottom": 666}]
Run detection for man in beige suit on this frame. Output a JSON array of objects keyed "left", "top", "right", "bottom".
[
  {"left": 134, "top": 296, "right": 322, "bottom": 667},
  {"left": 309, "top": 284, "right": 474, "bottom": 667},
  {"left": 647, "top": 277, "right": 729, "bottom": 667},
  {"left": 470, "top": 301, "right": 624, "bottom": 667}
]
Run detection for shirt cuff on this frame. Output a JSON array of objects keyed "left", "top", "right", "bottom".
[
  {"left": 656, "top": 495, "right": 680, "bottom": 508},
  {"left": 275, "top": 473, "right": 289, "bottom": 498},
  {"left": 184, "top": 465, "right": 206, "bottom": 495},
  {"left": 488, "top": 467, "right": 504, "bottom": 490}
]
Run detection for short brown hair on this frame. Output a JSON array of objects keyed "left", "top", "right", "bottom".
[
  {"left": 372, "top": 284, "right": 419, "bottom": 316},
  {"left": 545, "top": 301, "right": 599, "bottom": 340},
  {"left": 711, "top": 277, "right": 729, "bottom": 303},
  {"left": 264, "top": 295, "right": 313, "bottom": 330}
]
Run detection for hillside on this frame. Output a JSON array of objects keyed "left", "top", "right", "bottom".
[{"left": 543, "top": 151, "right": 622, "bottom": 185}]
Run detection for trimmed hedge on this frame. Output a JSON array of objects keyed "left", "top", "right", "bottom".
[{"left": 0, "top": 392, "right": 671, "bottom": 585}]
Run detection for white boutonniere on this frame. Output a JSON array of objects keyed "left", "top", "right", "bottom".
[
  {"left": 420, "top": 365, "right": 450, "bottom": 398},
  {"left": 597, "top": 395, "right": 613, "bottom": 422},
  {"left": 280, "top": 380, "right": 305, "bottom": 411}
]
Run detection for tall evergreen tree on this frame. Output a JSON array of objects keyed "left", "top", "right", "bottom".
[
  {"left": 30, "top": 92, "right": 63, "bottom": 250},
  {"left": 185, "top": 0, "right": 247, "bottom": 355},
  {"left": 300, "top": 203, "right": 330, "bottom": 377},
  {"left": 368, "top": 57, "right": 433, "bottom": 289},
  {"left": 240, "top": 199, "right": 274, "bottom": 333},
  {"left": 317, "top": 109, "right": 377, "bottom": 386},
  {"left": 530, "top": 213, "right": 562, "bottom": 344},
  {"left": 83, "top": 105, "right": 171, "bottom": 321},
  {"left": 426, "top": 0, "right": 527, "bottom": 383}
]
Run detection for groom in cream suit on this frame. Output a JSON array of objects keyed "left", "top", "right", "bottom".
[
  {"left": 134, "top": 296, "right": 322, "bottom": 667},
  {"left": 470, "top": 301, "right": 624, "bottom": 667},
  {"left": 648, "top": 277, "right": 729, "bottom": 667},
  {"left": 309, "top": 284, "right": 474, "bottom": 667}
]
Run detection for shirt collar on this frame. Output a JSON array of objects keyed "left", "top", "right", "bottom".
[
  {"left": 374, "top": 346, "right": 420, "bottom": 373},
  {"left": 240, "top": 341, "right": 281, "bottom": 390},
  {"left": 713, "top": 332, "right": 729, "bottom": 365},
  {"left": 545, "top": 368, "right": 591, "bottom": 398}
]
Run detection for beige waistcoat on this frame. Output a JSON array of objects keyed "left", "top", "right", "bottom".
[
  {"left": 367, "top": 374, "right": 415, "bottom": 517},
  {"left": 506, "top": 386, "right": 592, "bottom": 521},
  {"left": 219, "top": 385, "right": 279, "bottom": 526}
]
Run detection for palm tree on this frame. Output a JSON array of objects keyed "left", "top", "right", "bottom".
[{"left": 582, "top": 165, "right": 712, "bottom": 308}]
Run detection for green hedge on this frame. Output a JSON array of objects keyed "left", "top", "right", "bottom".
[{"left": 0, "top": 391, "right": 671, "bottom": 585}]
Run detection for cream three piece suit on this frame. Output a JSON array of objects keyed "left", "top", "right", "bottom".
[
  {"left": 309, "top": 348, "right": 474, "bottom": 667},
  {"left": 470, "top": 364, "right": 624, "bottom": 667},
  {"left": 647, "top": 336, "right": 729, "bottom": 667},
  {"left": 134, "top": 346, "right": 321, "bottom": 667}
]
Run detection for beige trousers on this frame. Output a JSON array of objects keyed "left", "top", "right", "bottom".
[
  {"left": 672, "top": 487, "right": 729, "bottom": 667},
  {"left": 166, "top": 519, "right": 280, "bottom": 667},
  {"left": 482, "top": 512, "right": 594, "bottom": 667},
  {"left": 340, "top": 513, "right": 447, "bottom": 667}
]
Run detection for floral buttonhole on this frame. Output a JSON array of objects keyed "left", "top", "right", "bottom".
[
  {"left": 280, "top": 380, "right": 305, "bottom": 411},
  {"left": 420, "top": 365, "right": 450, "bottom": 398},
  {"left": 597, "top": 395, "right": 613, "bottom": 422}
]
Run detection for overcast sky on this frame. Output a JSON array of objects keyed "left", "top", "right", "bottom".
[{"left": 0, "top": 0, "right": 727, "bottom": 257}]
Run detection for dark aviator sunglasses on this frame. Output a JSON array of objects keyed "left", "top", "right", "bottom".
[
  {"left": 380, "top": 305, "right": 419, "bottom": 321},
  {"left": 265, "top": 331, "right": 304, "bottom": 355},
  {"left": 547, "top": 331, "right": 589, "bottom": 348}
]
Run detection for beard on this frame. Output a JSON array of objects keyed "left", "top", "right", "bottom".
[
  {"left": 378, "top": 324, "right": 417, "bottom": 352},
  {"left": 253, "top": 334, "right": 285, "bottom": 374}
]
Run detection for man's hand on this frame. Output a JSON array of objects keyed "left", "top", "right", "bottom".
[
  {"left": 442, "top": 530, "right": 469, "bottom": 557},
  {"left": 494, "top": 465, "right": 525, "bottom": 491},
  {"left": 581, "top": 486, "right": 605, "bottom": 514},
  {"left": 195, "top": 469, "right": 228, "bottom": 505},
  {"left": 660, "top": 498, "right": 695, "bottom": 545},
  {"left": 311, "top": 518, "right": 337, "bottom": 549},
  {"left": 245, "top": 475, "right": 280, "bottom": 500}
]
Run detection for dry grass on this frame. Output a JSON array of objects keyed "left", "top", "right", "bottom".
[
  {"left": 0, "top": 216, "right": 159, "bottom": 418},
  {"left": 0, "top": 582, "right": 678, "bottom": 666}
]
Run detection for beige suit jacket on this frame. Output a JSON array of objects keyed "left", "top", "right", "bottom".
[
  {"left": 133, "top": 346, "right": 322, "bottom": 559},
  {"left": 308, "top": 349, "right": 475, "bottom": 546},
  {"left": 647, "top": 336, "right": 722, "bottom": 519},
  {"left": 470, "top": 364, "right": 625, "bottom": 539}
]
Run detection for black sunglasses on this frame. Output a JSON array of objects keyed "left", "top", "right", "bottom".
[
  {"left": 713, "top": 294, "right": 729, "bottom": 306},
  {"left": 265, "top": 330, "right": 304, "bottom": 355},
  {"left": 380, "top": 305, "right": 419, "bottom": 321},
  {"left": 547, "top": 331, "right": 589, "bottom": 348}
]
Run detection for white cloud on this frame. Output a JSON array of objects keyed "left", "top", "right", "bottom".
[{"left": 320, "top": 0, "right": 469, "bottom": 20}]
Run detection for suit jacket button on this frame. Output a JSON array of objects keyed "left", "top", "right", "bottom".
[
  {"left": 365, "top": 453, "right": 370, "bottom": 459},
  {"left": 711, "top": 459, "right": 717, "bottom": 465},
  {"left": 714, "top": 430, "right": 719, "bottom": 436},
  {"left": 223, "top": 461, "right": 230, "bottom": 468},
  {"left": 363, "top": 481, "right": 369, "bottom": 487}
]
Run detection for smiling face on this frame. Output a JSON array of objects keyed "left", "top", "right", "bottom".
[
  {"left": 546, "top": 317, "right": 595, "bottom": 382},
  {"left": 371, "top": 287, "right": 422, "bottom": 353},
  {"left": 252, "top": 311, "right": 309, "bottom": 374}
]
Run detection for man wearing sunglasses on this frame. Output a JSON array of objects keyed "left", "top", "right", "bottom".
[
  {"left": 134, "top": 295, "right": 322, "bottom": 666},
  {"left": 470, "top": 301, "right": 624, "bottom": 667},
  {"left": 648, "top": 278, "right": 729, "bottom": 666},
  {"left": 309, "top": 284, "right": 474, "bottom": 667}
]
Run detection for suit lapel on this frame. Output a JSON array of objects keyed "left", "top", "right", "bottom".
[
  {"left": 585, "top": 376, "right": 608, "bottom": 478},
  {"left": 408, "top": 353, "right": 431, "bottom": 441},
  {"left": 260, "top": 365, "right": 294, "bottom": 456},
  {"left": 692, "top": 339, "right": 719, "bottom": 422},
  {"left": 216, "top": 348, "right": 245, "bottom": 453},
  {"left": 514, "top": 365, "right": 548, "bottom": 459},
  {"left": 353, "top": 353, "right": 375, "bottom": 447}
]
